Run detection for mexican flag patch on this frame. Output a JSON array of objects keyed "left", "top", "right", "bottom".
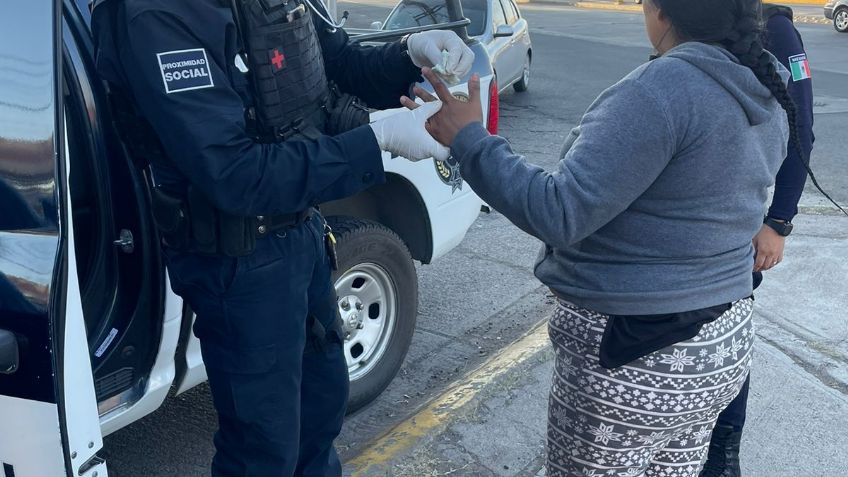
[{"left": 788, "top": 53, "right": 811, "bottom": 82}]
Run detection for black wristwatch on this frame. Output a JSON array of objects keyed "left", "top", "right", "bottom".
[{"left": 764, "top": 216, "right": 794, "bottom": 236}]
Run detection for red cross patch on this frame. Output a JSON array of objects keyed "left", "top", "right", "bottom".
[{"left": 269, "top": 48, "right": 286, "bottom": 71}]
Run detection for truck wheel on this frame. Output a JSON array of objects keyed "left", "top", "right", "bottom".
[{"left": 327, "top": 217, "right": 418, "bottom": 413}]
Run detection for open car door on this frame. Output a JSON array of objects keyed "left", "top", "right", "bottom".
[{"left": 0, "top": 1, "right": 107, "bottom": 476}]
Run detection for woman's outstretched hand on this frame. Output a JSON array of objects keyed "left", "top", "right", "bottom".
[{"left": 400, "top": 67, "right": 485, "bottom": 148}]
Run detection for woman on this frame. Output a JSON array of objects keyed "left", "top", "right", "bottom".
[{"left": 406, "top": 0, "right": 793, "bottom": 474}]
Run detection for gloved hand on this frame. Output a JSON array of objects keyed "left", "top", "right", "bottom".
[
  {"left": 370, "top": 101, "right": 451, "bottom": 162},
  {"left": 407, "top": 30, "right": 475, "bottom": 80}
]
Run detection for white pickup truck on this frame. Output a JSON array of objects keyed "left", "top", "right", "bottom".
[{"left": 0, "top": 0, "right": 497, "bottom": 475}]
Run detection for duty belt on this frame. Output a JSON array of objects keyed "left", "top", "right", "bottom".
[
  {"left": 151, "top": 186, "right": 313, "bottom": 257},
  {"left": 254, "top": 209, "right": 313, "bottom": 237}
]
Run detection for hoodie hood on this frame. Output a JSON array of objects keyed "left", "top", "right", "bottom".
[{"left": 663, "top": 42, "right": 790, "bottom": 126}]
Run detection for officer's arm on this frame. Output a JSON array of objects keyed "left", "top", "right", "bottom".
[
  {"left": 317, "top": 21, "right": 421, "bottom": 109},
  {"left": 121, "top": 11, "right": 385, "bottom": 217},
  {"left": 766, "top": 15, "right": 814, "bottom": 221}
]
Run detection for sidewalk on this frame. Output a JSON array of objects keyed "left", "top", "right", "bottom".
[
  {"left": 344, "top": 212, "right": 848, "bottom": 477},
  {"left": 526, "top": 0, "right": 832, "bottom": 25}
]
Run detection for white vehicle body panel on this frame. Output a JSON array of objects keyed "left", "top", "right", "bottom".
[
  {"left": 174, "top": 313, "right": 208, "bottom": 396},
  {"left": 62, "top": 121, "right": 110, "bottom": 477},
  {"left": 99, "top": 283, "right": 183, "bottom": 436},
  {"left": 0, "top": 397, "right": 68, "bottom": 476}
]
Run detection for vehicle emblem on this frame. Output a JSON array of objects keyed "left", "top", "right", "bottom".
[{"left": 435, "top": 156, "right": 463, "bottom": 193}]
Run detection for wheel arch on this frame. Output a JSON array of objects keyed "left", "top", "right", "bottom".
[{"left": 320, "top": 172, "right": 434, "bottom": 264}]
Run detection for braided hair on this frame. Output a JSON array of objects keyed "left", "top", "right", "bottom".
[{"left": 650, "top": 0, "right": 846, "bottom": 215}]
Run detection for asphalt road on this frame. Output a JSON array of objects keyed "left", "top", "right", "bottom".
[{"left": 101, "top": 4, "right": 848, "bottom": 476}]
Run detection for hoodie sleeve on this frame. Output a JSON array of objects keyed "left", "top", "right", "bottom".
[
  {"left": 452, "top": 79, "right": 675, "bottom": 249},
  {"left": 765, "top": 15, "right": 813, "bottom": 221}
]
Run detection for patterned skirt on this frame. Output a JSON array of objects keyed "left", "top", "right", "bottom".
[{"left": 546, "top": 299, "right": 754, "bottom": 477}]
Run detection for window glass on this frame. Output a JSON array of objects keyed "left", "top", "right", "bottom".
[
  {"left": 384, "top": 0, "right": 488, "bottom": 37},
  {"left": 492, "top": 0, "right": 507, "bottom": 28},
  {"left": 509, "top": 0, "right": 521, "bottom": 21},
  {"left": 502, "top": 0, "right": 517, "bottom": 24}
]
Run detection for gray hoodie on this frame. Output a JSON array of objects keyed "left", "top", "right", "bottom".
[{"left": 452, "top": 42, "right": 790, "bottom": 315}]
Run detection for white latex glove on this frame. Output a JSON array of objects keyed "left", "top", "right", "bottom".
[
  {"left": 407, "top": 30, "right": 475, "bottom": 80},
  {"left": 370, "top": 101, "right": 451, "bottom": 162}
]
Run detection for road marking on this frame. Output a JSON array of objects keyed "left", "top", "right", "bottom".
[{"left": 346, "top": 320, "right": 551, "bottom": 476}]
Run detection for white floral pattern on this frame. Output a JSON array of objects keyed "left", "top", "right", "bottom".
[
  {"left": 692, "top": 425, "right": 712, "bottom": 444},
  {"left": 708, "top": 343, "right": 732, "bottom": 368},
  {"left": 589, "top": 423, "right": 624, "bottom": 445},
  {"left": 659, "top": 348, "right": 696, "bottom": 372}
]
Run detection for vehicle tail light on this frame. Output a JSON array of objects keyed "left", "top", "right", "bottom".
[{"left": 486, "top": 77, "right": 499, "bottom": 135}]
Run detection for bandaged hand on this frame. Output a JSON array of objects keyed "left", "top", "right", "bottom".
[
  {"left": 369, "top": 101, "right": 451, "bottom": 162},
  {"left": 407, "top": 30, "right": 475, "bottom": 84}
]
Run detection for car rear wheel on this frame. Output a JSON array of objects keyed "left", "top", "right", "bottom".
[
  {"left": 835, "top": 7, "right": 848, "bottom": 33},
  {"left": 513, "top": 54, "right": 531, "bottom": 93},
  {"left": 327, "top": 217, "right": 418, "bottom": 413}
]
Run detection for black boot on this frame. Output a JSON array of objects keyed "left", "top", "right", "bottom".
[{"left": 699, "top": 424, "right": 742, "bottom": 477}]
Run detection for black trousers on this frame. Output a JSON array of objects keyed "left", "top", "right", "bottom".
[
  {"left": 166, "top": 213, "right": 348, "bottom": 477},
  {"left": 716, "top": 375, "right": 751, "bottom": 430},
  {"left": 715, "top": 271, "right": 761, "bottom": 431}
]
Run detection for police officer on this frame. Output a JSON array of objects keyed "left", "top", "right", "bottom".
[
  {"left": 91, "top": 0, "right": 472, "bottom": 475},
  {"left": 700, "top": 4, "right": 814, "bottom": 477}
]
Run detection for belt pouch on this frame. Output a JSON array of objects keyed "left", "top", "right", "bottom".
[
  {"left": 219, "top": 212, "right": 256, "bottom": 257},
  {"left": 151, "top": 188, "right": 190, "bottom": 250},
  {"left": 187, "top": 186, "right": 218, "bottom": 254}
]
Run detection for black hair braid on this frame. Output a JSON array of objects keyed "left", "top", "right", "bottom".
[{"left": 727, "top": 10, "right": 847, "bottom": 216}]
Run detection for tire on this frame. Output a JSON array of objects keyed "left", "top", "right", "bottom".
[
  {"left": 835, "top": 7, "right": 848, "bottom": 33},
  {"left": 513, "top": 54, "right": 531, "bottom": 93},
  {"left": 326, "top": 217, "right": 418, "bottom": 413}
]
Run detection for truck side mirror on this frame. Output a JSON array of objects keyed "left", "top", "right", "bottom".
[
  {"left": 0, "top": 329, "right": 19, "bottom": 374},
  {"left": 370, "top": 21, "right": 383, "bottom": 30}
]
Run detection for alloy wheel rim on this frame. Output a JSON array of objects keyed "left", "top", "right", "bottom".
[
  {"left": 837, "top": 11, "right": 848, "bottom": 30},
  {"left": 335, "top": 263, "right": 398, "bottom": 381}
]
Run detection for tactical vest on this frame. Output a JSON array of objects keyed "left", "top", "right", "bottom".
[{"left": 233, "top": 0, "right": 332, "bottom": 141}]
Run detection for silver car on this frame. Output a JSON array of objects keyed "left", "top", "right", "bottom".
[
  {"left": 825, "top": 0, "right": 848, "bottom": 33},
  {"left": 374, "top": 0, "right": 533, "bottom": 93}
]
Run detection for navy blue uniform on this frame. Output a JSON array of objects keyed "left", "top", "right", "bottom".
[
  {"left": 93, "top": 1, "right": 421, "bottom": 475},
  {"left": 715, "top": 10, "right": 814, "bottom": 433}
]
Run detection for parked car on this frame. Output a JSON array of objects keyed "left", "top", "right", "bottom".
[
  {"left": 372, "top": 0, "right": 533, "bottom": 93},
  {"left": 825, "top": 0, "right": 848, "bottom": 32},
  {"left": 0, "top": 0, "right": 497, "bottom": 475}
]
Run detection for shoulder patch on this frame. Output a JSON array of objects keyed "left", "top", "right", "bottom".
[
  {"left": 788, "top": 53, "right": 811, "bottom": 82},
  {"left": 157, "top": 48, "right": 215, "bottom": 94}
]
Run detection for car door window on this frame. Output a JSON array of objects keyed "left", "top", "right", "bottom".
[
  {"left": 492, "top": 0, "right": 507, "bottom": 28},
  {"left": 502, "top": 0, "right": 517, "bottom": 25},
  {"left": 509, "top": 0, "right": 521, "bottom": 21}
]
